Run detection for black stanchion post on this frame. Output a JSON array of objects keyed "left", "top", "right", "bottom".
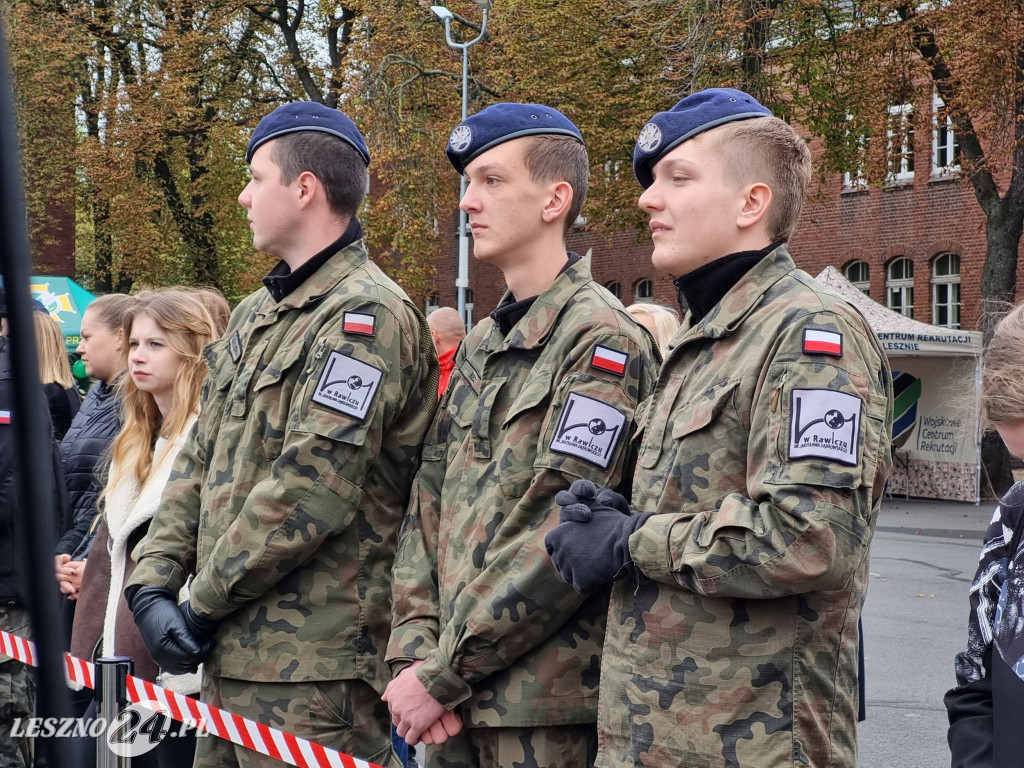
[
  {"left": 95, "top": 657, "right": 132, "bottom": 768},
  {"left": 0, "top": 10, "right": 74, "bottom": 766}
]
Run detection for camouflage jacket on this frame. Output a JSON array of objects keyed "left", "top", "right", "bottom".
[
  {"left": 598, "top": 246, "right": 893, "bottom": 768},
  {"left": 127, "top": 238, "right": 438, "bottom": 689},
  {"left": 388, "top": 258, "right": 657, "bottom": 728}
]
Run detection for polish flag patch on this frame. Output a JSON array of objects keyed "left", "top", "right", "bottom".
[
  {"left": 343, "top": 312, "right": 376, "bottom": 336},
  {"left": 803, "top": 329, "right": 843, "bottom": 357},
  {"left": 590, "top": 345, "right": 628, "bottom": 376},
  {"left": 0, "top": 411, "right": 10, "bottom": 425}
]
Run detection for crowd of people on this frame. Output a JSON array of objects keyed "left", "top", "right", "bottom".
[{"left": 0, "top": 83, "right": 1014, "bottom": 768}]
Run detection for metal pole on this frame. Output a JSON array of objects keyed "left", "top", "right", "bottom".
[
  {"left": 95, "top": 657, "right": 132, "bottom": 768},
  {"left": 438, "top": 8, "right": 489, "bottom": 330},
  {"left": 0, "top": 14, "right": 74, "bottom": 765},
  {"left": 456, "top": 44, "right": 470, "bottom": 323}
]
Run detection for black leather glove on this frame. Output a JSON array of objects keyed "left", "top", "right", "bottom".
[
  {"left": 129, "top": 586, "right": 213, "bottom": 674},
  {"left": 546, "top": 494, "right": 655, "bottom": 593},
  {"left": 180, "top": 600, "right": 220, "bottom": 644}
]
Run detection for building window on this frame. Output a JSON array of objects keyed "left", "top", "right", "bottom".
[
  {"left": 426, "top": 292, "right": 440, "bottom": 315},
  {"left": 932, "top": 94, "right": 960, "bottom": 176},
  {"left": 842, "top": 116, "right": 868, "bottom": 191},
  {"left": 462, "top": 289, "right": 474, "bottom": 329},
  {"left": 844, "top": 261, "right": 870, "bottom": 295},
  {"left": 634, "top": 279, "right": 653, "bottom": 301},
  {"left": 886, "top": 257, "right": 914, "bottom": 318},
  {"left": 887, "top": 103, "right": 915, "bottom": 183},
  {"left": 932, "top": 252, "right": 960, "bottom": 328},
  {"left": 605, "top": 281, "right": 621, "bottom": 300}
]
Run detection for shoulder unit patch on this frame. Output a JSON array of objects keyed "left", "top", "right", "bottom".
[
  {"left": 312, "top": 351, "right": 383, "bottom": 420},
  {"left": 549, "top": 392, "right": 626, "bottom": 469},
  {"left": 590, "top": 345, "right": 628, "bottom": 376},
  {"left": 789, "top": 388, "right": 862, "bottom": 466},
  {"left": 343, "top": 311, "right": 376, "bottom": 337},
  {"left": 802, "top": 328, "right": 843, "bottom": 357}
]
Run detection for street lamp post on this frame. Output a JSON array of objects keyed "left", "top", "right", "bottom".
[{"left": 431, "top": 0, "right": 491, "bottom": 328}]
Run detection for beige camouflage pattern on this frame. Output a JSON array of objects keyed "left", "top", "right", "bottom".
[
  {"left": 426, "top": 722, "right": 596, "bottom": 768},
  {"left": 128, "top": 238, "right": 438, "bottom": 691},
  {"left": 598, "top": 246, "right": 893, "bottom": 768},
  {"left": 388, "top": 258, "right": 657, "bottom": 729}
]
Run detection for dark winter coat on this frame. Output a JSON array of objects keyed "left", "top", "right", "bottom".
[
  {"left": 0, "top": 340, "right": 69, "bottom": 603},
  {"left": 43, "top": 381, "right": 81, "bottom": 441},
  {"left": 55, "top": 378, "right": 121, "bottom": 558}
]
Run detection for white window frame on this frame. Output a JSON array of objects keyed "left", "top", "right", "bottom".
[
  {"left": 887, "top": 103, "right": 915, "bottom": 183},
  {"left": 931, "top": 93, "right": 960, "bottom": 176},
  {"left": 844, "top": 260, "right": 870, "bottom": 295},
  {"left": 886, "top": 257, "right": 914, "bottom": 318},
  {"left": 931, "top": 252, "right": 961, "bottom": 328},
  {"left": 842, "top": 115, "right": 869, "bottom": 191},
  {"left": 425, "top": 292, "right": 440, "bottom": 315},
  {"left": 634, "top": 279, "right": 653, "bottom": 301},
  {"left": 605, "top": 281, "right": 622, "bottom": 300}
]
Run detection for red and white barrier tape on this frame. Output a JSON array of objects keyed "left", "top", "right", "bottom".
[{"left": 0, "top": 628, "right": 384, "bottom": 768}]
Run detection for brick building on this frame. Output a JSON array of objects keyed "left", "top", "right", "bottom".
[{"left": 427, "top": 99, "right": 1024, "bottom": 332}]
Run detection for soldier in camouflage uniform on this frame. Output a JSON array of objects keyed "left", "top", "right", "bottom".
[
  {"left": 384, "top": 104, "right": 657, "bottom": 768},
  {"left": 546, "top": 89, "right": 893, "bottom": 767},
  {"left": 125, "top": 103, "right": 438, "bottom": 768}
]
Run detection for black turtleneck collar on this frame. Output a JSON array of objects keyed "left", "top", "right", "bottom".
[
  {"left": 263, "top": 218, "right": 364, "bottom": 302},
  {"left": 674, "top": 241, "right": 782, "bottom": 322},
  {"left": 490, "top": 252, "right": 581, "bottom": 336}
]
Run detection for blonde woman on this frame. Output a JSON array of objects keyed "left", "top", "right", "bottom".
[
  {"left": 626, "top": 301, "right": 680, "bottom": 352},
  {"left": 34, "top": 309, "right": 81, "bottom": 440},
  {"left": 70, "top": 290, "right": 215, "bottom": 768}
]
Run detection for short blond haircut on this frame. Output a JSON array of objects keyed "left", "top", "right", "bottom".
[
  {"left": 626, "top": 302, "right": 680, "bottom": 352},
  {"left": 982, "top": 302, "right": 1024, "bottom": 428},
  {"left": 34, "top": 311, "right": 73, "bottom": 387},
  {"left": 702, "top": 116, "right": 811, "bottom": 243}
]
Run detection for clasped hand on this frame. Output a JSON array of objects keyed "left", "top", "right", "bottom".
[
  {"left": 545, "top": 479, "right": 653, "bottom": 593},
  {"left": 383, "top": 660, "right": 463, "bottom": 746}
]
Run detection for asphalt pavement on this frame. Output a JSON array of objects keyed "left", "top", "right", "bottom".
[{"left": 858, "top": 496, "right": 994, "bottom": 767}]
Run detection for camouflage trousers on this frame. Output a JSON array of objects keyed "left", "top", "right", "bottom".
[
  {"left": 426, "top": 723, "right": 596, "bottom": 768},
  {"left": 193, "top": 675, "right": 401, "bottom": 768},
  {"left": 0, "top": 607, "right": 33, "bottom": 768}
]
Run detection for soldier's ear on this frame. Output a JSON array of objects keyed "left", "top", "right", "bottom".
[
  {"left": 540, "top": 181, "right": 573, "bottom": 226},
  {"left": 736, "top": 182, "right": 771, "bottom": 231}
]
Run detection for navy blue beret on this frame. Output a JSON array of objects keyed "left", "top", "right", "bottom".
[
  {"left": 246, "top": 102, "right": 370, "bottom": 166},
  {"left": 632, "top": 88, "right": 772, "bottom": 188},
  {"left": 446, "top": 103, "right": 584, "bottom": 174}
]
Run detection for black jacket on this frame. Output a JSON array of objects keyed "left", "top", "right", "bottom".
[
  {"left": 946, "top": 644, "right": 1024, "bottom": 767},
  {"left": 0, "top": 340, "right": 69, "bottom": 603},
  {"left": 55, "top": 377, "right": 121, "bottom": 558},
  {"left": 43, "top": 381, "right": 81, "bottom": 441}
]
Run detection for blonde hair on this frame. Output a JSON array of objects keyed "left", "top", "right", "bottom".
[
  {"left": 102, "top": 290, "right": 216, "bottom": 498},
  {"left": 34, "top": 311, "right": 73, "bottom": 387},
  {"left": 982, "top": 302, "right": 1024, "bottom": 428},
  {"left": 627, "top": 302, "right": 680, "bottom": 352},
  {"left": 177, "top": 286, "right": 231, "bottom": 337},
  {"left": 702, "top": 116, "right": 812, "bottom": 243},
  {"left": 87, "top": 293, "right": 134, "bottom": 334}
]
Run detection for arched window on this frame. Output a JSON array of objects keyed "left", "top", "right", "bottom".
[
  {"left": 634, "top": 279, "right": 653, "bottom": 301},
  {"left": 932, "top": 253, "right": 960, "bottom": 328},
  {"left": 886, "top": 258, "right": 914, "bottom": 318},
  {"left": 605, "top": 281, "right": 621, "bottom": 300},
  {"left": 844, "top": 261, "right": 870, "bottom": 295}
]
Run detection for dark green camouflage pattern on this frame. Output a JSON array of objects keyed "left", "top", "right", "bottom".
[
  {"left": 388, "top": 258, "right": 657, "bottom": 730},
  {"left": 598, "top": 246, "right": 893, "bottom": 768},
  {"left": 0, "top": 608, "right": 33, "bottom": 768},
  {"left": 128, "top": 238, "right": 438, "bottom": 691}
]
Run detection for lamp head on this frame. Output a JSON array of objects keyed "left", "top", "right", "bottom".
[
  {"left": 476, "top": 0, "right": 493, "bottom": 9},
  {"left": 430, "top": 5, "right": 454, "bottom": 20}
]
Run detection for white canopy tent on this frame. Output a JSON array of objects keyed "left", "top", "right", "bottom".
[{"left": 815, "top": 267, "right": 983, "bottom": 503}]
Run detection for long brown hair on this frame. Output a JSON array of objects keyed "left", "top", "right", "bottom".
[{"left": 104, "top": 290, "right": 215, "bottom": 494}]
